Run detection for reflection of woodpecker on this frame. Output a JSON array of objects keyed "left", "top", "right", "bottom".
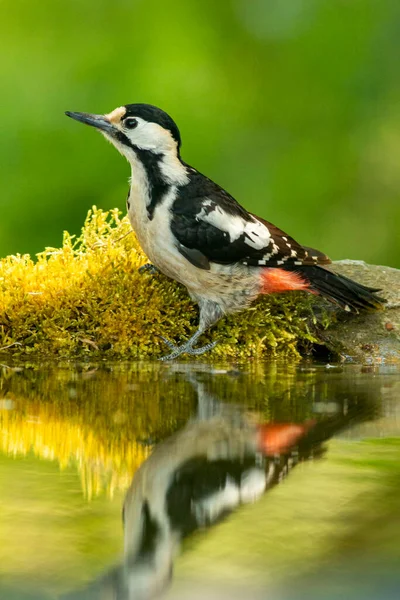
[
  {"left": 258, "top": 420, "right": 316, "bottom": 456},
  {"left": 62, "top": 399, "right": 376, "bottom": 600},
  {"left": 66, "top": 104, "right": 386, "bottom": 360},
  {"left": 117, "top": 415, "right": 322, "bottom": 600}
]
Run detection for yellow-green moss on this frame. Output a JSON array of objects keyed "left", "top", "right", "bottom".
[{"left": 0, "top": 207, "right": 322, "bottom": 359}]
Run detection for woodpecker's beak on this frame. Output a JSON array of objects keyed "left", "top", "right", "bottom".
[{"left": 65, "top": 111, "right": 116, "bottom": 134}]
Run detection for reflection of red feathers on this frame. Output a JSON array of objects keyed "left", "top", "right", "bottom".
[{"left": 257, "top": 420, "right": 316, "bottom": 456}]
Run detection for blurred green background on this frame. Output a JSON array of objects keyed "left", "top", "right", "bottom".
[{"left": 1, "top": 0, "right": 399, "bottom": 266}]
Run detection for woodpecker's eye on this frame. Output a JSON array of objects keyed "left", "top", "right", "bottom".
[{"left": 124, "top": 117, "right": 138, "bottom": 130}]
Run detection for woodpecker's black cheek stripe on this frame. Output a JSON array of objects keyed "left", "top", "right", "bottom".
[
  {"left": 113, "top": 131, "right": 170, "bottom": 220},
  {"left": 114, "top": 130, "right": 133, "bottom": 148},
  {"left": 135, "top": 148, "right": 170, "bottom": 220}
]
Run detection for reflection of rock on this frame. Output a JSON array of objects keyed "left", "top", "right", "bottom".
[{"left": 317, "top": 261, "right": 400, "bottom": 362}]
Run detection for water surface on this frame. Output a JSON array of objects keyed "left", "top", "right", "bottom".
[{"left": 0, "top": 361, "right": 399, "bottom": 599}]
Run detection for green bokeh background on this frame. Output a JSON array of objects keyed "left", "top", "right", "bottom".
[{"left": 1, "top": 0, "right": 399, "bottom": 266}]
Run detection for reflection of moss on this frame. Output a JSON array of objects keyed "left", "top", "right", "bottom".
[
  {"left": 0, "top": 208, "right": 321, "bottom": 359},
  {"left": 0, "top": 363, "right": 197, "bottom": 498},
  {"left": 0, "top": 410, "right": 149, "bottom": 498},
  {"left": 0, "top": 362, "right": 381, "bottom": 497},
  {"left": 0, "top": 362, "right": 311, "bottom": 497}
]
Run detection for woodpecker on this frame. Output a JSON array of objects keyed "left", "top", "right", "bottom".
[{"left": 66, "top": 104, "right": 386, "bottom": 359}]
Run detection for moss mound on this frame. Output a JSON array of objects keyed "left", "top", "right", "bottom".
[{"left": 0, "top": 208, "right": 320, "bottom": 360}]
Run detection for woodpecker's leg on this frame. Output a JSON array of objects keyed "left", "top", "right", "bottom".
[
  {"left": 159, "top": 300, "right": 224, "bottom": 361},
  {"left": 139, "top": 263, "right": 160, "bottom": 275}
]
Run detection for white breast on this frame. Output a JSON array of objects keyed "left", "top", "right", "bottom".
[
  {"left": 127, "top": 169, "right": 261, "bottom": 309},
  {"left": 141, "top": 187, "right": 190, "bottom": 279},
  {"left": 127, "top": 154, "right": 189, "bottom": 282}
]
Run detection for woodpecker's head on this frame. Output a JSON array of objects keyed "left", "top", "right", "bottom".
[{"left": 65, "top": 103, "right": 182, "bottom": 161}]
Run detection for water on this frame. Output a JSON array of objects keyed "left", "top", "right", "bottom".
[{"left": 0, "top": 361, "right": 399, "bottom": 600}]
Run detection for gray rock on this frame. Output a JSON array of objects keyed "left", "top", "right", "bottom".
[{"left": 318, "top": 260, "right": 400, "bottom": 362}]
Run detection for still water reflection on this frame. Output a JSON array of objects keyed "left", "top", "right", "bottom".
[{"left": 0, "top": 361, "right": 399, "bottom": 599}]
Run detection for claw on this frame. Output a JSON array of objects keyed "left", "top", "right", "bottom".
[
  {"left": 158, "top": 337, "right": 218, "bottom": 361},
  {"left": 158, "top": 335, "right": 177, "bottom": 350},
  {"left": 139, "top": 263, "right": 160, "bottom": 275},
  {"left": 187, "top": 341, "right": 218, "bottom": 356}
]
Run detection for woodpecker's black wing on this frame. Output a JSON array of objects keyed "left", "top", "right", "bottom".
[{"left": 171, "top": 170, "right": 331, "bottom": 269}]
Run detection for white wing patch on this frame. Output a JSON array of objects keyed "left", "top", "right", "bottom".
[
  {"left": 197, "top": 201, "right": 270, "bottom": 249},
  {"left": 243, "top": 218, "right": 271, "bottom": 249}
]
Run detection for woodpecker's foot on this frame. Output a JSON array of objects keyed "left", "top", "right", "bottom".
[
  {"left": 158, "top": 336, "right": 218, "bottom": 361},
  {"left": 139, "top": 263, "right": 160, "bottom": 275}
]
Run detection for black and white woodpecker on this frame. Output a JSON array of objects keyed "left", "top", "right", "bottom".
[{"left": 66, "top": 104, "right": 385, "bottom": 359}]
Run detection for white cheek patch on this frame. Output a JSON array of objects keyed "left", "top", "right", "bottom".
[
  {"left": 107, "top": 117, "right": 187, "bottom": 184},
  {"left": 125, "top": 120, "right": 176, "bottom": 154},
  {"left": 126, "top": 119, "right": 159, "bottom": 150}
]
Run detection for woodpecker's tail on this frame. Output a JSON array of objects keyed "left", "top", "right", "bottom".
[{"left": 290, "top": 265, "right": 386, "bottom": 312}]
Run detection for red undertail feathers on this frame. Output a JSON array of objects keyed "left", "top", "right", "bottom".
[
  {"left": 260, "top": 265, "right": 386, "bottom": 313},
  {"left": 260, "top": 268, "right": 311, "bottom": 294}
]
